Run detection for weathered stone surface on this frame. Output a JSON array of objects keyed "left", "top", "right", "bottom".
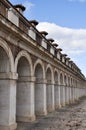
[{"left": 17, "top": 96, "right": 86, "bottom": 130}]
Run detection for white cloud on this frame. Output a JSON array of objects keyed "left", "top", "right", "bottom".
[{"left": 37, "top": 22, "right": 86, "bottom": 55}]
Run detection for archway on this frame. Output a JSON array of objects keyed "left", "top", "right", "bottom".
[
  {"left": 54, "top": 71, "right": 59, "bottom": 109},
  {"left": 0, "top": 46, "right": 10, "bottom": 72},
  {"left": 16, "top": 51, "right": 35, "bottom": 122},
  {"left": 46, "top": 67, "right": 53, "bottom": 112},
  {"left": 0, "top": 43, "right": 16, "bottom": 129},
  {"left": 34, "top": 63, "right": 46, "bottom": 115},
  {"left": 68, "top": 76, "right": 71, "bottom": 103},
  {"left": 60, "top": 73, "right": 64, "bottom": 106},
  {"left": 71, "top": 77, "right": 73, "bottom": 102},
  {"left": 64, "top": 75, "right": 67, "bottom": 104}
]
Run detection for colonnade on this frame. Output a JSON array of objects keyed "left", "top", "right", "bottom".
[{"left": 0, "top": 38, "right": 86, "bottom": 130}]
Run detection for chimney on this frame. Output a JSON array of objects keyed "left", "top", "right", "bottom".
[
  {"left": 57, "top": 48, "right": 62, "bottom": 51},
  {"left": 14, "top": 4, "right": 26, "bottom": 14},
  {"left": 30, "top": 20, "right": 39, "bottom": 27},
  {"left": 53, "top": 43, "right": 58, "bottom": 47},
  {"left": 40, "top": 31, "right": 48, "bottom": 37},
  {"left": 47, "top": 38, "right": 54, "bottom": 43},
  {"left": 62, "top": 54, "right": 67, "bottom": 57}
]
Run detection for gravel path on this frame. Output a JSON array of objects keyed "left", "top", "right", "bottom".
[{"left": 16, "top": 96, "right": 86, "bottom": 130}]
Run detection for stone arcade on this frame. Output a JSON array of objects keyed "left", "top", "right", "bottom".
[{"left": 0, "top": 0, "right": 86, "bottom": 130}]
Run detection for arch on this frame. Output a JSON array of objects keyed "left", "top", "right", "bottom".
[
  {"left": 68, "top": 76, "right": 70, "bottom": 86},
  {"left": 70, "top": 77, "right": 73, "bottom": 102},
  {"left": 0, "top": 38, "right": 15, "bottom": 127},
  {"left": 70, "top": 77, "right": 73, "bottom": 86},
  {"left": 64, "top": 74, "right": 67, "bottom": 86},
  {"left": 34, "top": 59, "right": 46, "bottom": 115},
  {"left": 60, "top": 72, "right": 63, "bottom": 85},
  {"left": 68, "top": 76, "right": 71, "bottom": 102},
  {"left": 15, "top": 50, "right": 33, "bottom": 76},
  {"left": 60, "top": 72, "right": 64, "bottom": 106},
  {"left": 54, "top": 69, "right": 58, "bottom": 84},
  {"left": 46, "top": 64, "right": 53, "bottom": 83},
  {"left": 64, "top": 74, "right": 68, "bottom": 104},
  {"left": 0, "top": 37, "right": 14, "bottom": 72},
  {"left": 34, "top": 59, "right": 45, "bottom": 78},
  {"left": 54, "top": 69, "right": 59, "bottom": 109},
  {"left": 73, "top": 78, "right": 75, "bottom": 87},
  {"left": 46, "top": 64, "right": 54, "bottom": 112},
  {"left": 15, "top": 50, "right": 34, "bottom": 122}
]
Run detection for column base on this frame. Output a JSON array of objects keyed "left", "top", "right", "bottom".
[
  {"left": 69, "top": 100, "right": 74, "bottom": 104},
  {"left": 47, "top": 105, "right": 54, "bottom": 113},
  {"left": 0, "top": 123, "right": 17, "bottom": 130},
  {"left": 61, "top": 103, "right": 65, "bottom": 107},
  {"left": 36, "top": 110, "right": 47, "bottom": 116},
  {"left": 16, "top": 115, "right": 35, "bottom": 122},
  {"left": 55, "top": 105, "right": 59, "bottom": 109},
  {"left": 65, "top": 102, "right": 69, "bottom": 105}
]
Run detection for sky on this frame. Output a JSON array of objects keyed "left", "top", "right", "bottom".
[{"left": 9, "top": 0, "right": 86, "bottom": 76}]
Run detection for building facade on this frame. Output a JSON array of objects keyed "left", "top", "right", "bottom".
[{"left": 0, "top": 0, "right": 86, "bottom": 130}]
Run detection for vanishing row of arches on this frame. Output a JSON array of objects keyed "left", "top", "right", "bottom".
[{"left": 0, "top": 38, "right": 85, "bottom": 129}]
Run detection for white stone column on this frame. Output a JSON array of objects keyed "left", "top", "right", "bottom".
[
  {"left": 69, "top": 86, "right": 72, "bottom": 103},
  {"left": 63, "top": 85, "right": 66, "bottom": 106},
  {"left": 65, "top": 85, "right": 67, "bottom": 104},
  {"left": 65, "top": 84, "right": 68, "bottom": 104},
  {"left": 46, "top": 82, "right": 55, "bottom": 112},
  {"left": 60, "top": 85, "right": 65, "bottom": 106},
  {"left": 71, "top": 86, "right": 74, "bottom": 103},
  {"left": 16, "top": 76, "right": 35, "bottom": 122},
  {"left": 52, "top": 83, "right": 55, "bottom": 111},
  {"left": 73, "top": 87, "right": 75, "bottom": 102},
  {"left": 58, "top": 85, "right": 61, "bottom": 108},
  {"left": 54, "top": 83, "right": 59, "bottom": 109},
  {"left": 0, "top": 72, "right": 17, "bottom": 130},
  {"left": 75, "top": 87, "right": 78, "bottom": 100},
  {"left": 35, "top": 78, "right": 47, "bottom": 116},
  {"left": 60, "top": 85, "right": 63, "bottom": 106},
  {"left": 57, "top": 75, "right": 61, "bottom": 108}
]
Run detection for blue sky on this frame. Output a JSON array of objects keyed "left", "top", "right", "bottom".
[{"left": 9, "top": 0, "right": 86, "bottom": 76}]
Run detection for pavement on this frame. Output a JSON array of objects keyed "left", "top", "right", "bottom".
[{"left": 16, "top": 96, "right": 86, "bottom": 130}]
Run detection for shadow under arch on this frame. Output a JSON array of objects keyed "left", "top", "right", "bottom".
[
  {"left": 0, "top": 38, "right": 16, "bottom": 128},
  {"left": 46, "top": 64, "right": 54, "bottom": 112},
  {"left": 34, "top": 59, "right": 47, "bottom": 116},
  {"left": 60, "top": 72, "right": 64, "bottom": 106},
  {"left": 0, "top": 37, "right": 14, "bottom": 72},
  {"left": 54, "top": 70, "right": 59, "bottom": 109},
  {"left": 15, "top": 50, "right": 35, "bottom": 122}
]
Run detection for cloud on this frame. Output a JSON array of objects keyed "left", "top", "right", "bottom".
[
  {"left": 37, "top": 22, "right": 86, "bottom": 55},
  {"left": 37, "top": 22, "right": 86, "bottom": 75}
]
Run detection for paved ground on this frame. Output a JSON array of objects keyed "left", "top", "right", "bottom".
[{"left": 17, "top": 96, "right": 86, "bottom": 130}]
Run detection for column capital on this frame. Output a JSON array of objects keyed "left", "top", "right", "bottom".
[
  {"left": 36, "top": 78, "right": 47, "bottom": 84},
  {"left": 0, "top": 72, "right": 18, "bottom": 80},
  {"left": 18, "top": 76, "right": 36, "bottom": 82}
]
